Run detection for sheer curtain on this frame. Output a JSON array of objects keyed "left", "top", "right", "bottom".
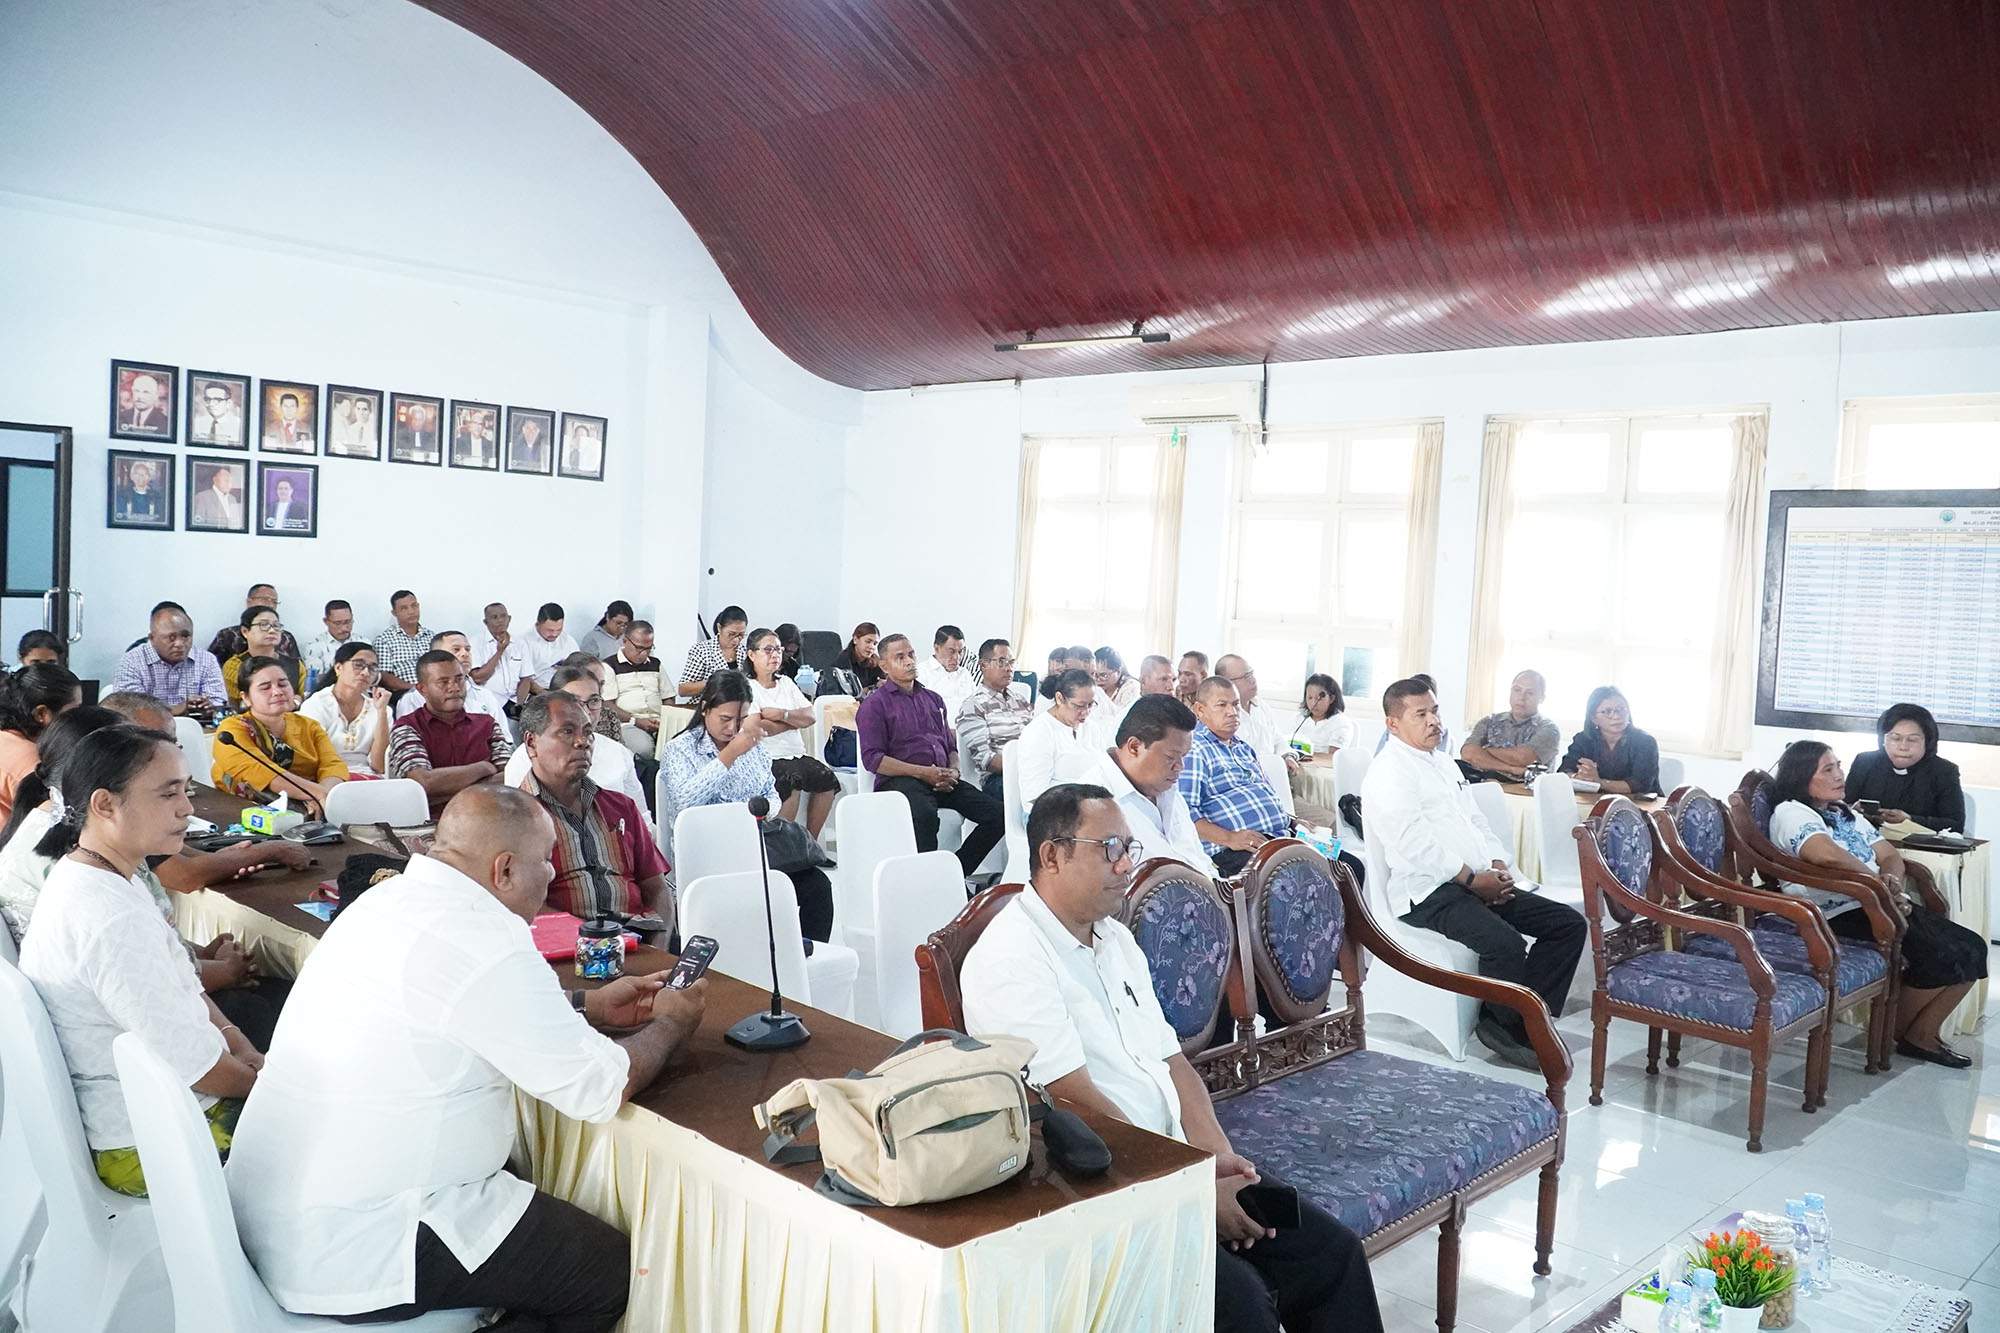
[
  {"left": 1703, "top": 412, "right": 1768, "bottom": 757},
  {"left": 1398, "top": 420, "right": 1445, "bottom": 676},
  {"left": 1463, "top": 418, "right": 1519, "bottom": 723},
  {"left": 1009, "top": 439, "right": 1044, "bottom": 649},
  {"left": 1145, "top": 439, "right": 1189, "bottom": 653}
]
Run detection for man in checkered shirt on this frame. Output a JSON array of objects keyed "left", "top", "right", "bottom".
[{"left": 1178, "top": 674, "right": 1291, "bottom": 876}]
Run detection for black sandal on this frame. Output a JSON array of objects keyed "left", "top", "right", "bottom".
[{"left": 1895, "top": 1038, "right": 1972, "bottom": 1069}]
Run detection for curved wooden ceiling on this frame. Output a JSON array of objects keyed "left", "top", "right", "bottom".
[{"left": 416, "top": 0, "right": 2000, "bottom": 390}]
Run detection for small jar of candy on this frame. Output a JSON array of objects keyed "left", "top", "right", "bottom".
[
  {"left": 576, "top": 918, "right": 626, "bottom": 980},
  {"left": 1738, "top": 1212, "right": 1799, "bottom": 1330}
]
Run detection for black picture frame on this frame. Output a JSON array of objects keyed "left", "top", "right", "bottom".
[
  {"left": 184, "top": 369, "right": 251, "bottom": 451},
  {"left": 106, "top": 449, "right": 175, "bottom": 530},
  {"left": 255, "top": 460, "right": 319, "bottom": 539},
  {"left": 557, "top": 412, "right": 608, "bottom": 481},
  {"left": 258, "top": 379, "right": 319, "bottom": 455},
  {"left": 505, "top": 406, "right": 556, "bottom": 475},
  {"left": 185, "top": 456, "right": 251, "bottom": 534},
  {"left": 109, "top": 359, "right": 179, "bottom": 443},
  {"left": 387, "top": 392, "right": 445, "bottom": 466},
  {"left": 448, "top": 398, "right": 502, "bottom": 471},
  {"left": 324, "top": 384, "right": 385, "bottom": 461}
]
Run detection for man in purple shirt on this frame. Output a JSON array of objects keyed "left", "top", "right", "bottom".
[
  {"left": 110, "top": 601, "right": 226, "bottom": 718},
  {"left": 857, "top": 633, "right": 1004, "bottom": 876}
]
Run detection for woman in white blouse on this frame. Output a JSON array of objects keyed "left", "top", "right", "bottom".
[
  {"left": 297, "top": 641, "right": 392, "bottom": 774},
  {"left": 744, "top": 628, "right": 839, "bottom": 838},
  {"left": 19, "top": 723, "right": 261, "bottom": 1196},
  {"left": 1013, "top": 669, "right": 1098, "bottom": 815},
  {"left": 1289, "top": 673, "right": 1355, "bottom": 763}
]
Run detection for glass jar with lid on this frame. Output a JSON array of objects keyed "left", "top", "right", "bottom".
[{"left": 1738, "top": 1211, "right": 1798, "bottom": 1330}]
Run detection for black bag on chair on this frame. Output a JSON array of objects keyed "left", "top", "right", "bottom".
[
  {"left": 1338, "top": 793, "right": 1364, "bottom": 841},
  {"left": 761, "top": 816, "right": 833, "bottom": 876}
]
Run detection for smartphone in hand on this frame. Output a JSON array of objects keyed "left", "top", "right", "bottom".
[
  {"left": 1236, "top": 1182, "right": 1302, "bottom": 1230},
  {"left": 666, "top": 935, "right": 718, "bottom": 991}
]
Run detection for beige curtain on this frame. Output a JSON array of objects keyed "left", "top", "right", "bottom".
[
  {"left": 1398, "top": 420, "right": 1445, "bottom": 676},
  {"left": 1009, "top": 438, "right": 1043, "bottom": 650},
  {"left": 1144, "top": 436, "right": 1189, "bottom": 653},
  {"left": 1463, "top": 418, "right": 1520, "bottom": 723},
  {"left": 1702, "top": 413, "right": 1768, "bottom": 757}
]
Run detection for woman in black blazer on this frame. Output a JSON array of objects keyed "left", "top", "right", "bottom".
[
  {"left": 1558, "top": 685, "right": 1663, "bottom": 795},
  {"left": 1848, "top": 702, "right": 1967, "bottom": 832}
]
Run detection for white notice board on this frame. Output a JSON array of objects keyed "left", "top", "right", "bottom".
[{"left": 1757, "top": 490, "right": 2000, "bottom": 744}]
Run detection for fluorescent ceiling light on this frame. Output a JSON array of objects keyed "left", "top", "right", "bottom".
[{"left": 995, "top": 322, "right": 1169, "bottom": 353}]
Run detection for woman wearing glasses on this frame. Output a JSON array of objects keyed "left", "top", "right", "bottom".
[
  {"left": 297, "top": 642, "right": 393, "bottom": 774},
  {"left": 1013, "top": 669, "right": 1098, "bottom": 817},
  {"left": 744, "top": 628, "right": 839, "bottom": 839},
  {"left": 1558, "top": 685, "right": 1662, "bottom": 796},
  {"left": 212, "top": 657, "right": 349, "bottom": 818},
  {"left": 220, "top": 606, "right": 305, "bottom": 711}
]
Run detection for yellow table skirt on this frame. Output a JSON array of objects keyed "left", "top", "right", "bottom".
[{"left": 511, "top": 1092, "right": 1216, "bottom": 1333}]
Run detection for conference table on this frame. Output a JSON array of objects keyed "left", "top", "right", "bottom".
[
  {"left": 1880, "top": 823, "right": 1989, "bottom": 1038},
  {"left": 172, "top": 789, "right": 1216, "bottom": 1331},
  {"left": 1495, "top": 782, "right": 1663, "bottom": 882}
]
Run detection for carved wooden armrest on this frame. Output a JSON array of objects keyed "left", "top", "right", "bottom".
[
  {"left": 1899, "top": 859, "right": 1949, "bottom": 916},
  {"left": 1592, "top": 865, "right": 1779, "bottom": 996},
  {"left": 1653, "top": 841, "right": 1838, "bottom": 976}
]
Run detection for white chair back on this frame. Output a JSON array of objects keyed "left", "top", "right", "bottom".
[
  {"left": 1467, "top": 781, "right": 1515, "bottom": 866},
  {"left": 1657, "top": 755, "right": 1686, "bottom": 794},
  {"left": 1357, "top": 835, "right": 1479, "bottom": 1060},
  {"left": 670, "top": 802, "right": 763, "bottom": 891},
  {"left": 680, "top": 870, "right": 812, "bottom": 1004},
  {"left": 322, "top": 778, "right": 429, "bottom": 828},
  {"left": 1001, "top": 758, "right": 1031, "bottom": 871},
  {"left": 1532, "top": 771, "right": 1584, "bottom": 899},
  {"left": 871, "top": 852, "right": 970, "bottom": 1039},
  {"left": 0, "top": 923, "right": 15, "bottom": 967},
  {"left": 1333, "top": 743, "right": 1372, "bottom": 846},
  {"left": 1259, "top": 750, "right": 1296, "bottom": 817},
  {"left": 174, "top": 716, "right": 212, "bottom": 786},
  {"left": 831, "top": 792, "right": 918, "bottom": 940}
]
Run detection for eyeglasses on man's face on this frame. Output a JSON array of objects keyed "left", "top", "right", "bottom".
[{"left": 1056, "top": 834, "right": 1144, "bottom": 865}]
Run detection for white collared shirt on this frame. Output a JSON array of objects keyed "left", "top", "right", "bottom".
[
  {"left": 916, "top": 655, "right": 978, "bottom": 724},
  {"left": 470, "top": 630, "right": 528, "bottom": 701},
  {"left": 1012, "top": 707, "right": 1091, "bottom": 811},
  {"left": 1361, "top": 737, "right": 1510, "bottom": 915},
  {"left": 503, "top": 733, "right": 648, "bottom": 810},
  {"left": 225, "top": 855, "right": 628, "bottom": 1315},
  {"left": 394, "top": 677, "right": 505, "bottom": 723},
  {"left": 1237, "top": 699, "right": 1288, "bottom": 759},
  {"left": 1057, "top": 748, "right": 1219, "bottom": 879},
  {"left": 961, "top": 886, "right": 1184, "bottom": 1140},
  {"left": 521, "top": 630, "right": 581, "bottom": 689},
  {"left": 302, "top": 687, "right": 392, "bottom": 773}
]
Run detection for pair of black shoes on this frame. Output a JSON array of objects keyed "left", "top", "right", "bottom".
[
  {"left": 1895, "top": 1038, "right": 1972, "bottom": 1069},
  {"left": 1474, "top": 1016, "right": 1541, "bottom": 1071}
]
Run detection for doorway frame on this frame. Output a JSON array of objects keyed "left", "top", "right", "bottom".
[{"left": 0, "top": 421, "right": 75, "bottom": 643}]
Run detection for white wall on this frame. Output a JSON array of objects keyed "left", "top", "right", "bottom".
[{"left": 0, "top": 0, "right": 859, "bottom": 682}]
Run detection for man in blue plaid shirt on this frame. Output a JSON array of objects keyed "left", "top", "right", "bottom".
[{"left": 1178, "top": 675, "right": 1291, "bottom": 875}]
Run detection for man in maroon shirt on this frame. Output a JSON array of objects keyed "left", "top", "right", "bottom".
[
  {"left": 856, "top": 633, "right": 1004, "bottom": 877},
  {"left": 387, "top": 650, "right": 513, "bottom": 813}
]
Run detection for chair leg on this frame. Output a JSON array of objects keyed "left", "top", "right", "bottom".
[
  {"left": 1665, "top": 1031, "right": 1682, "bottom": 1068},
  {"left": 1589, "top": 1013, "right": 1608, "bottom": 1107},
  {"left": 1646, "top": 1026, "right": 1662, "bottom": 1076},
  {"left": 1747, "top": 1045, "right": 1769, "bottom": 1153},
  {"left": 1802, "top": 1026, "right": 1825, "bottom": 1114},
  {"left": 1435, "top": 1200, "right": 1463, "bottom": 1333},
  {"left": 1534, "top": 1160, "right": 1558, "bottom": 1277}
]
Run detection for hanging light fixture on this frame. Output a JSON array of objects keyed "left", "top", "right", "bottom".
[{"left": 995, "top": 320, "right": 1170, "bottom": 353}]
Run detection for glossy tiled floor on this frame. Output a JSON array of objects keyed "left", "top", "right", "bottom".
[{"left": 1361, "top": 945, "right": 1999, "bottom": 1333}]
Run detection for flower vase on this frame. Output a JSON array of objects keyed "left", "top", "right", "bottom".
[{"left": 1720, "top": 1304, "right": 1765, "bottom": 1332}]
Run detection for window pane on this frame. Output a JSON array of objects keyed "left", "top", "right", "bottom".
[
  {"left": 1235, "top": 517, "right": 1323, "bottom": 619},
  {"left": 1230, "top": 632, "right": 1313, "bottom": 709},
  {"left": 1100, "top": 509, "right": 1154, "bottom": 609},
  {"left": 1633, "top": 425, "right": 1732, "bottom": 495},
  {"left": 1031, "top": 508, "right": 1101, "bottom": 608},
  {"left": 1514, "top": 426, "right": 1613, "bottom": 495},
  {"left": 1501, "top": 513, "right": 1613, "bottom": 636},
  {"left": 1335, "top": 637, "right": 1397, "bottom": 715},
  {"left": 1246, "top": 436, "right": 1332, "bottom": 496},
  {"left": 1337, "top": 514, "right": 1407, "bottom": 624},
  {"left": 1617, "top": 652, "right": 1709, "bottom": 748},
  {"left": 1621, "top": 512, "right": 1720, "bottom": 645},
  {"left": 5, "top": 466, "right": 55, "bottom": 590},
  {"left": 1345, "top": 433, "right": 1415, "bottom": 495},
  {"left": 1035, "top": 439, "right": 1102, "bottom": 498},
  {"left": 1112, "top": 440, "right": 1160, "bottom": 497},
  {"left": 1862, "top": 420, "right": 2000, "bottom": 489},
  {"left": 1503, "top": 644, "right": 1608, "bottom": 733}
]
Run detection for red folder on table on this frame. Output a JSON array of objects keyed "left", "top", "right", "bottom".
[{"left": 530, "top": 912, "right": 638, "bottom": 961}]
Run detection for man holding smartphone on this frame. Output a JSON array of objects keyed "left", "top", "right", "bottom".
[{"left": 961, "top": 784, "right": 1382, "bottom": 1333}]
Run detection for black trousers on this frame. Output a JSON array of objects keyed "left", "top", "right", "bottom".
[
  {"left": 212, "top": 977, "right": 292, "bottom": 1052},
  {"left": 877, "top": 775, "right": 1004, "bottom": 875},
  {"left": 793, "top": 865, "right": 836, "bottom": 943},
  {"left": 1215, "top": 1181, "right": 1383, "bottom": 1333},
  {"left": 338, "top": 1187, "right": 627, "bottom": 1332},
  {"left": 1403, "top": 883, "right": 1586, "bottom": 1039}
]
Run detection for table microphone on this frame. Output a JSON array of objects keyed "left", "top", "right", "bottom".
[
  {"left": 724, "top": 795, "right": 811, "bottom": 1051},
  {"left": 214, "top": 730, "right": 294, "bottom": 794}
]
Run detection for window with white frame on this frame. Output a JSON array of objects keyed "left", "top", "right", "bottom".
[
  {"left": 1016, "top": 432, "right": 1183, "bottom": 669},
  {"left": 1839, "top": 395, "right": 2000, "bottom": 489},
  {"left": 1223, "top": 422, "right": 1431, "bottom": 716},
  {"left": 1489, "top": 412, "right": 1745, "bottom": 751}
]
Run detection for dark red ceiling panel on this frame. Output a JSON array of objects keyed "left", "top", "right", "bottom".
[{"left": 415, "top": 0, "right": 2000, "bottom": 389}]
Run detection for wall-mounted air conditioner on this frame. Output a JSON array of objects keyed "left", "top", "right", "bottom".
[{"left": 1129, "top": 381, "right": 1258, "bottom": 425}]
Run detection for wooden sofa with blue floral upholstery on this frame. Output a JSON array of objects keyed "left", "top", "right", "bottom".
[
  {"left": 1576, "top": 795, "right": 1832, "bottom": 1152},
  {"left": 1118, "top": 843, "right": 1570, "bottom": 1333}
]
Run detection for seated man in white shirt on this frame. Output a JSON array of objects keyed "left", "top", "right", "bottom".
[
  {"left": 1013, "top": 668, "right": 1097, "bottom": 812},
  {"left": 961, "top": 785, "right": 1382, "bottom": 1333},
  {"left": 916, "top": 623, "right": 978, "bottom": 722},
  {"left": 226, "top": 785, "right": 706, "bottom": 1327},
  {"left": 503, "top": 664, "right": 650, "bottom": 810},
  {"left": 518, "top": 602, "right": 582, "bottom": 699},
  {"left": 470, "top": 601, "right": 527, "bottom": 705},
  {"left": 1055, "top": 693, "right": 1217, "bottom": 877},
  {"left": 1361, "top": 677, "right": 1584, "bottom": 1070},
  {"left": 395, "top": 629, "right": 506, "bottom": 721}
]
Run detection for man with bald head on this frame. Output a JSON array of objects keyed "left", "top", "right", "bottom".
[
  {"left": 1179, "top": 676, "right": 1292, "bottom": 876},
  {"left": 111, "top": 600, "right": 226, "bottom": 717},
  {"left": 227, "top": 785, "right": 706, "bottom": 1327},
  {"left": 1461, "top": 669, "right": 1560, "bottom": 779}
]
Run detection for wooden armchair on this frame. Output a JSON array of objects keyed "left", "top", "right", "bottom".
[
  {"left": 916, "top": 882, "right": 1023, "bottom": 1031},
  {"left": 1577, "top": 796, "right": 1830, "bottom": 1152}
]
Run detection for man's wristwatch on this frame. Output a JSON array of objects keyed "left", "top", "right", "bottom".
[{"left": 567, "top": 988, "right": 588, "bottom": 1015}]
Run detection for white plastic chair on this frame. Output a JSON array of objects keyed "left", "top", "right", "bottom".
[
  {"left": 871, "top": 853, "right": 972, "bottom": 1039},
  {"left": 321, "top": 779, "right": 429, "bottom": 828},
  {"left": 1259, "top": 750, "right": 1297, "bottom": 817},
  {"left": 669, "top": 802, "right": 763, "bottom": 890},
  {"left": 109, "top": 1034, "right": 480, "bottom": 1333},
  {"left": 1467, "top": 781, "right": 1516, "bottom": 867},
  {"left": 1532, "top": 771, "right": 1585, "bottom": 908},
  {"left": 175, "top": 716, "right": 213, "bottom": 786},
  {"left": 1332, "top": 744, "right": 1372, "bottom": 851},
  {"left": 679, "top": 872, "right": 859, "bottom": 1020},
  {"left": 0, "top": 960, "right": 169, "bottom": 1333},
  {"left": 1657, "top": 755, "right": 1685, "bottom": 794},
  {"left": 1001, "top": 759, "right": 1031, "bottom": 873},
  {"left": 829, "top": 792, "right": 919, "bottom": 1026},
  {"left": 1358, "top": 834, "right": 1479, "bottom": 1060}
]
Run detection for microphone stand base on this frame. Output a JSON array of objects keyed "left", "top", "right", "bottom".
[{"left": 725, "top": 1009, "right": 811, "bottom": 1051}]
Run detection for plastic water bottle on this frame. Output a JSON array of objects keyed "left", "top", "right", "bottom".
[
  {"left": 1803, "top": 1192, "right": 1835, "bottom": 1290},
  {"left": 1785, "top": 1199, "right": 1816, "bottom": 1296},
  {"left": 1661, "top": 1281, "right": 1696, "bottom": 1333},
  {"left": 1690, "top": 1268, "right": 1723, "bottom": 1331}
]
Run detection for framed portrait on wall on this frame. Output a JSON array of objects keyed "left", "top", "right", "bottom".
[
  {"left": 186, "top": 456, "right": 250, "bottom": 533},
  {"left": 505, "top": 406, "right": 555, "bottom": 475},
  {"left": 259, "top": 380, "right": 319, "bottom": 454},
  {"left": 557, "top": 412, "right": 607, "bottom": 481},
  {"left": 109, "top": 359, "right": 178, "bottom": 443},
  {"left": 325, "top": 384, "right": 384, "bottom": 460},
  {"left": 107, "top": 449, "right": 175, "bottom": 530},
  {"left": 448, "top": 399, "right": 501, "bottom": 470},
  {"left": 388, "top": 392, "right": 444, "bottom": 465},
  {"left": 184, "top": 369, "right": 250, "bottom": 450},
  {"left": 256, "top": 461, "right": 318, "bottom": 538}
]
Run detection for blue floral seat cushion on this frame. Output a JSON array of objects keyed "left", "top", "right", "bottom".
[
  {"left": 1212, "top": 1048, "right": 1558, "bottom": 1238},
  {"left": 1606, "top": 950, "right": 1826, "bottom": 1029},
  {"left": 1683, "top": 921, "right": 1887, "bottom": 997},
  {"left": 1257, "top": 855, "right": 1342, "bottom": 1005},
  {"left": 1130, "top": 877, "right": 1234, "bottom": 1042}
]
